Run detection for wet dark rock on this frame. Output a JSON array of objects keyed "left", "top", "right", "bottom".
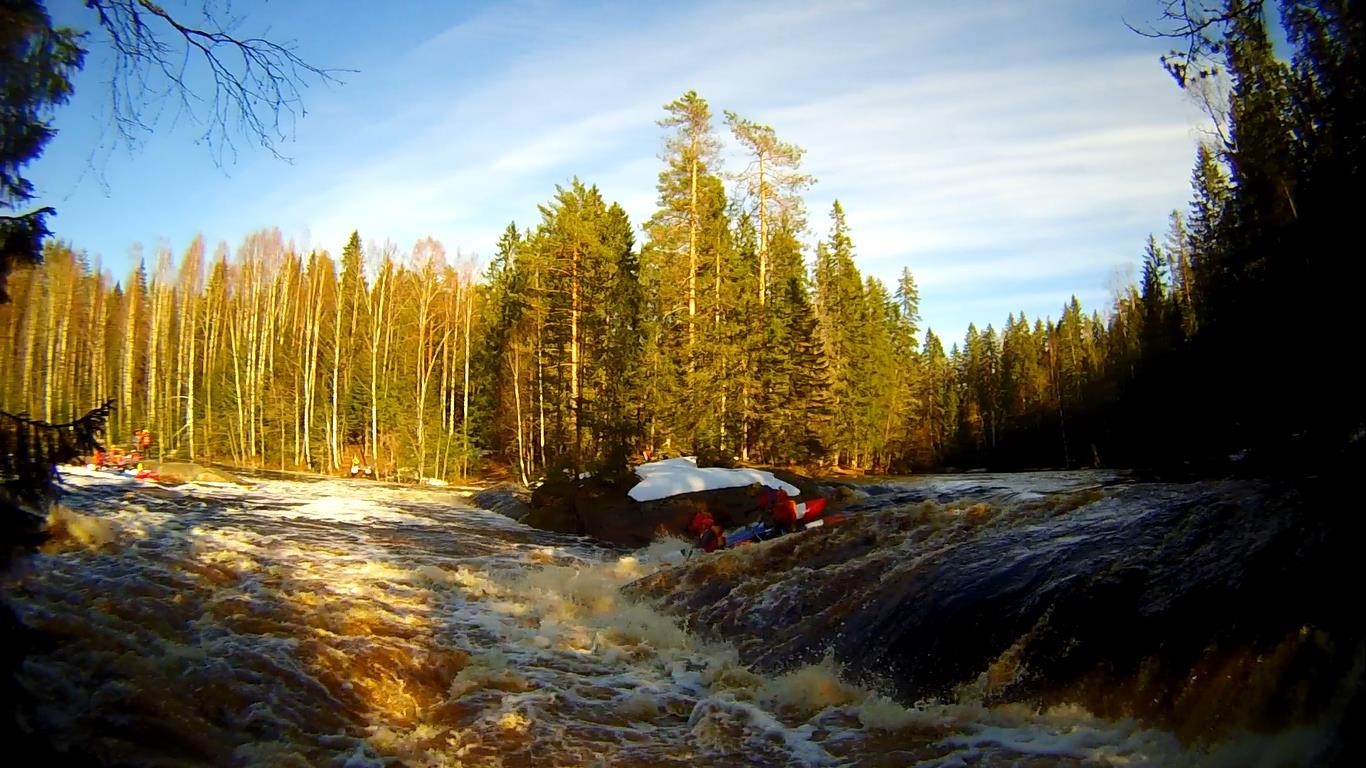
[
  {"left": 626, "top": 474, "right": 1362, "bottom": 746},
  {"left": 524, "top": 467, "right": 827, "bottom": 547},
  {"left": 470, "top": 483, "right": 532, "bottom": 522},
  {"left": 144, "top": 461, "right": 245, "bottom": 484}
]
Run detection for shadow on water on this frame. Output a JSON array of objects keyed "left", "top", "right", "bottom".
[{"left": 628, "top": 471, "right": 1365, "bottom": 764}]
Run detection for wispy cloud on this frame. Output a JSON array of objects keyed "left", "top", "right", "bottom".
[{"left": 42, "top": 0, "right": 1202, "bottom": 344}]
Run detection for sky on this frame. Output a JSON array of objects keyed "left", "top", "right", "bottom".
[{"left": 33, "top": 0, "right": 1209, "bottom": 346}]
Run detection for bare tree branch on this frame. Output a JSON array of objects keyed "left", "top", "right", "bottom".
[
  {"left": 82, "top": 0, "right": 347, "bottom": 165},
  {"left": 1123, "top": 0, "right": 1264, "bottom": 88}
]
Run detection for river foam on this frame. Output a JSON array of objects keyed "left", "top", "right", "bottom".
[{"left": 0, "top": 469, "right": 1248, "bottom": 766}]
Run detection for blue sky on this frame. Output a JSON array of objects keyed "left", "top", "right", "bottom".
[{"left": 34, "top": 0, "right": 1206, "bottom": 346}]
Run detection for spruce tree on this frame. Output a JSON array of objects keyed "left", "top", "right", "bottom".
[
  {"left": 642, "top": 94, "right": 732, "bottom": 452},
  {"left": 757, "top": 224, "right": 831, "bottom": 463},
  {"left": 814, "top": 201, "right": 868, "bottom": 465},
  {"left": 0, "top": 1, "right": 83, "bottom": 302}
]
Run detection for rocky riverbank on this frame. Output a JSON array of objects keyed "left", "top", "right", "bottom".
[{"left": 515, "top": 464, "right": 851, "bottom": 547}]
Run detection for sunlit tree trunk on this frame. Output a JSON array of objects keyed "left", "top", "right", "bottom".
[
  {"left": 461, "top": 276, "right": 473, "bottom": 478},
  {"left": 43, "top": 267, "right": 58, "bottom": 421},
  {"left": 570, "top": 244, "right": 581, "bottom": 456},
  {"left": 512, "top": 342, "right": 529, "bottom": 485},
  {"left": 366, "top": 245, "right": 396, "bottom": 470},
  {"left": 329, "top": 295, "right": 341, "bottom": 470},
  {"left": 688, "top": 141, "right": 698, "bottom": 351}
]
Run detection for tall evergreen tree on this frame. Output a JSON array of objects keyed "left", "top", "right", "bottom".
[
  {"left": 814, "top": 201, "right": 868, "bottom": 465},
  {"left": 645, "top": 91, "right": 722, "bottom": 364},
  {"left": 724, "top": 110, "right": 814, "bottom": 307},
  {"left": 0, "top": 1, "right": 83, "bottom": 302},
  {"left": 643, "top": 93, "right": 733, "bottom": 452},
  {"left": 755, "top": 224, "right": 831, "bottom": 463}
]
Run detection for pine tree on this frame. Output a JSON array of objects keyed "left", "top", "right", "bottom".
[
  {"left": 1162, "top": 210, "right": 1195, "bottom": 330},
  {"left": 0, "top": 1, "right": 83, "bottom": 302},
  {"left": 1139, "top": 235, "right": 1171, "bottom": 354},
  {"left": 1187, "top": 142, "right": 1231, "bottom": 330},
  {"left": 813, "top": 201, "right": 868, "bottom": 466},
  {"left": 589, "top": 202, "right": 644, "bottom": 472},
  {"left": 885, "top": 268, "right": 924, "bottom": 468},
  {"left": 695, "top": 175, "right": 743, "bottom": 454},
  {"left": 474, "top": 223, "right": 526, "bottom": 469},
  {"left": 724, "top": 110, "right": 814, "bottom": 308},
  {"left": 643, "top": 94, "right": 731, "bottom": 451},
  {"left": 859, "top": 277, "right": 899, "bottom": 468},
  {"left": 920, "top": 329, "right": 955, "bottom": 464},
  {"left": 757, "top": 224, "right": 831, "bottom": 463},
  {"left": 512, "top": 180, "right": 644, "bottom": 469},
  {"left": 646, "top": 90, "right": 722, "bottom": 364}
]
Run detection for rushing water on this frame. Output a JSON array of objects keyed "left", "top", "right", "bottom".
[{"left": 2, "top": 468, "right": 1350, "bottom": 766}]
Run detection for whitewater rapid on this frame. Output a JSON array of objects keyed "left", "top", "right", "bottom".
[{"left": 1, "top": 469, "right": 1285, "bottom": 766}]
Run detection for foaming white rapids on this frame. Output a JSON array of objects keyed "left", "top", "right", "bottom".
[{"left": 6, "top": 470, "right": 1210, "bottom": 767}]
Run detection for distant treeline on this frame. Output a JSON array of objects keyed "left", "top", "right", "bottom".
[{"left": 2, "top": 1, "right": 1359, "bottom": 479}]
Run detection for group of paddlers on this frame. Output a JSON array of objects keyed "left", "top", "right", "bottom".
[
  {"left": 687, "top": 485, "right": 812, "bottom": 553},
  {"left": 91, "top": 429, "right": 153, "bottom": 470}
]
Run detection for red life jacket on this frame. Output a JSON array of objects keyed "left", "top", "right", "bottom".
[
  {"left": 701, "top": 527, "right": 726, "bottom": 552},
  {"left": 688, "top": 511, "right": 714, "bottom": 536},
  {"left": 757, "top": 486, "right": 790, "bottom": 515},
  {"left": 773, "top": 497, "right": 798, "bottom": 527}
]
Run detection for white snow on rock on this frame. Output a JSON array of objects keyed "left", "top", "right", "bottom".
[{"left": 627, "top": 457, "right": 799, "bottom": 502}]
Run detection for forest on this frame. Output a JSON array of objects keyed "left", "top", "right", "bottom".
[{"left": 2, "top": 0, "right": 1361, "bottom": 483}]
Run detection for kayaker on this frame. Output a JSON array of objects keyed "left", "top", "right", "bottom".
[
  {"left": 756, "top": 485, "right": 780, "bottom": 516},
  {"left": 699, "top": 521, "right": 727, "bottom": 553},
  {"left": 772, "top": 493, "right": 801, "bottom": 533},
  {"left": 756, "top": 485, "right": 797, "bottom": 532},
  {"left": 687, "top": 510, "right": 714, "bottom": 538}
]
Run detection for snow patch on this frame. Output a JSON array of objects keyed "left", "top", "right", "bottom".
[{"left": 627, "top": 457, "right": 799, "bottom": 502}]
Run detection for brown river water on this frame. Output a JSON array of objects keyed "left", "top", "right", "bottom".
[{"left": 2, "top": 467, "right": 1349, "bottom": 766}]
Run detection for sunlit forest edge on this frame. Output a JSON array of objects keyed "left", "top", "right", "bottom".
[{"left": 3, "top": 3, "right": 1361, "bottom": 484}]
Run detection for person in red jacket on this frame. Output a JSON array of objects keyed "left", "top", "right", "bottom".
[
  {"left": 772, "top": 492, "right": 800, "bottom": 533},
  {"left": 755, "top": 485, "right": 800, "bottom": 533},
  {"left": 688, "top": 510, "right": 714, "bottom": 537},
  {"left": 688, "top": 511, "right": 728, "bottom": 553},
  {"left": 699, "top": 521, "right": 727, "bottom": 553}
]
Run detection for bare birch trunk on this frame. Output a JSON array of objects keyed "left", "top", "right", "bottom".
[
  {"left": 368, "top": 262, "right": 389, "bottom": 470},
  {"left": 513, "top": 342, "right": 528, "bottom": 486},
  {"left": 570, "top": 246, "right": 581, "bottom": 457},
  {"left": 758, "top": 153, "right": 767, "bottom": 307},
  {"left": 329, "top": 285, "right": 343, "bottom": 470},
  {"left": 688, "top": 146, "right": 697, "bottom": 358},
  {"left": 461, "top": 282, "right": 472, "bottom": 478},
  {"left": 43, "top": 272, "right": 57, "bottom": 421},
  {"left": 185, "top": 304, "right": 197, "bottom": 461}
]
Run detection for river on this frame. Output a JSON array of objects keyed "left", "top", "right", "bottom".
[{"left": 2, "top": 468, "right": 1355, "bottom": 766}]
